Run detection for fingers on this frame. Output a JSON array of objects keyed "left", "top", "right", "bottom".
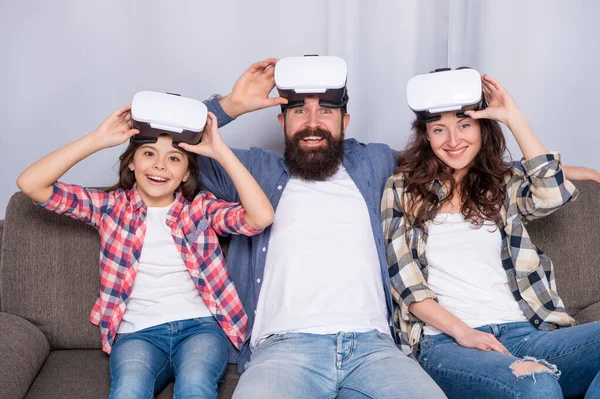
[
  {"left": 126, "top": 129, "right": 140, "bottom": 139},
  {"left": 478, "top": 334, "right": 511, "bottom": 355},
  {"left": 206, "top": 111, "right": 217, "bottom": 127},
  {"left": 266, "top": 97, "right": 289, "bottom": 107},
  {"left": 464, "top": 110, "right": 486, "bottom": 120},
  {"left": 113, "top": 104, "right": 132, "bottom": 117},
  {"left": 248, "top": 58, "right": 279, "bottom": 74}
]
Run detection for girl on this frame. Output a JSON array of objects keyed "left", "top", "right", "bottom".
[
  {"left": 382, "top": 74, "right": 600, "bottom": 398},
  {"left": 17, "top": 105, "right": 274, "bottom": 398}
]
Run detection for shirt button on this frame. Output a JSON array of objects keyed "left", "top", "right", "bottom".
[
  {"left": 262, "top": 247, "right": 266, "bottom": 252},
  {"left": 508, "top": 272, "right": 514, "bottom": 277},
  {"left": 519, "top": 299, "right": 525, "bottom": 303},
  {"left": 257, "top": 278, "right": 261, "bottom": 283},
  {"left": 277, "top": 185, "right": 283, "bottom": 190},
  {"left": 534, "top": 320, "right": 540, "bottom": 325}
]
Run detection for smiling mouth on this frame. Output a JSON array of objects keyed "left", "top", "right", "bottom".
[
  {"left": 146, "top": 175, "right": 170, "bottom": 184},
  {"left": 445, "top": 147, "right": 467, "bottom": 157},
  {"left": 301, "top": 136, "right": 327, "bottom": 146}
]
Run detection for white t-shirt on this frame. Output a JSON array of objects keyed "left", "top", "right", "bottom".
[
  {"left": 118, "top": 204, "right": 212, "bottom": 334},
  {"left": 423, "top": 213, "right": 527, "bottom": 336},
  {"left": 251, "top": 166, "right": 390, "bottom": 347}
]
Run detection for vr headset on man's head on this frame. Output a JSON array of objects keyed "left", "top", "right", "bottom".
[
  {"left": 130, "top": 91, "right": 207, "bottom": 146},
  {"left": 275, "top": 55, "right": 349, "bottom": 112},
  {"left": 406, "top": 68, "right": 486, "bottom": 123}
]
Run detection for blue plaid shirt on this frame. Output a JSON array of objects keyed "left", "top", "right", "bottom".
[{"left": 204, "top": 97, "right": 399, "bottom": 371}]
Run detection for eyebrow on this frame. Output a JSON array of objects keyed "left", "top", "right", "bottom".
[{"left": 140, "top": 145, "right": 184, "bottom": 156}]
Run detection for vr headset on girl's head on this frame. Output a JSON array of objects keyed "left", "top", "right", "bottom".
[
  {"left": 406, "top": 68, "right": 487, "bottom": 123},
  {"left": 275, "top": 55, "right": 349, "bottom": 112},
  {"left": 130, "top": 91, "right": 207, "bottom": 146}
]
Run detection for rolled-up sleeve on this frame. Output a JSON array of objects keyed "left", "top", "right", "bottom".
[
  {"left": 381, "top": 177, "right": 437, "bottom": 322},
  {"left": 514, "top": 152, "right": 579, "bottom": 221}
]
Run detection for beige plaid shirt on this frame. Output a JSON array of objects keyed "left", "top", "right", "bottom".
[{"left": 381, "top": 152, "right": 579, "bottom": 356}]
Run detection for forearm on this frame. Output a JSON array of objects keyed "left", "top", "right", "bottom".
[
  {"left": 212, "top": 147, "right": 274, "bottom": 230},
  {"left": 562, "top": 165, "right": 600, "bottom": 183},
  {"left": 408, "top": 298, "right": 470, "bottom": 339},
  {"left": 506, "top": 111, "right": 548, "bottom": 160},
  {"left": 17, "top": 134, "right": 101, "bottom": 203}
]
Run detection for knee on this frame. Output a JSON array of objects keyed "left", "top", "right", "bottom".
[{"left": 509, "top": 360, "right": 562, "bottom": 399}]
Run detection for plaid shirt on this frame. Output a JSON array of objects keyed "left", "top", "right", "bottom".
[
  {"left": 381, "top": 152, "right": 579, "bottom": 356},
  {"left": 40, "top": 182, "right": 261, "bottom": 354}
]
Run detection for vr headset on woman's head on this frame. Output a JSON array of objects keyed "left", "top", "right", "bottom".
[
  {"left": 275, "top": 55, "right": 349, "bottom": 112},
  {"left": 130, "top": 91, "right": 207, "bottom": 146},
  {"left": 407, "top": 68, "right": 486, "bottom": 123}
]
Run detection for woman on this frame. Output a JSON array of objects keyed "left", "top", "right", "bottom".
[{"left": 381, "top": 73, "right": 600, "bottom": 398}]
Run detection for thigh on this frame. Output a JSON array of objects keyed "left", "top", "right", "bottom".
[
  {"left": 513, "top": 321, "right": 600, "bottom": 398},
  {"left": 233, "top": 333, "right": 337, "bottom": 399},
  {"left": 419, "top": 334, "right": 562, "bottom": 399},
  {"left": 172, "top": 318, "right": 229, "bottom": 399},
  {"left": 339, "top": 331, "right": 446, "bottom": 399},
  {"left": 109, "top": 333, "right": 172, "bottom": 399}
]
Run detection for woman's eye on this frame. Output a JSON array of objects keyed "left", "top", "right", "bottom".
[
  {"left": 460, "top": 123, "right": 471, "bottom": 129},
  {"left": 433, "top": 128, "right": 445, "bottom": 134}
]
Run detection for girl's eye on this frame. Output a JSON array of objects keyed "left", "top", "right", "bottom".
[
  {"left": 169, "top": 156, "right": 181, "bottom": 162},
  {"left": 143, "top": 151, "right": 154, "bottom": 157}
]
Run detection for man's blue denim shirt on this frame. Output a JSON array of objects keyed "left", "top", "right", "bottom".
[{"left": 203, "top": 97, "right": 398, "bottom": 371}]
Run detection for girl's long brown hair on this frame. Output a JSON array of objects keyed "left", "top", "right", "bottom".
[
  {"left": 107, "top": 138, "right": 200, "bottom": 202},
  {"left": 397, "top": 117, "right": 513, "bottom": 230}
]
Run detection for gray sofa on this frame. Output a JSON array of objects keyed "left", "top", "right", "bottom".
[{"left": 1, "top": 181, "right": 599, "bottom": 399}]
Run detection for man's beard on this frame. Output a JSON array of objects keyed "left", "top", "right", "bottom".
[{"left": 284, "top": 127, "right": 344, "bottom": 181}]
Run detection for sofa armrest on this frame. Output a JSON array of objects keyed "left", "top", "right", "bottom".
[
  {"left": 573, "top": 302, "right": 600, "bottom": 325},
  {"left": 0, "top": 312, "right": 50, "bottom": 399}
]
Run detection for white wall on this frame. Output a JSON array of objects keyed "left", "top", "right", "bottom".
[{"left": 1, "top": 0, "right": 599, "bottom": 218}]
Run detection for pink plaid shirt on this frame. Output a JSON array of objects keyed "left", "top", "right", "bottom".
[{"left": 40, "top": 182, "right": 261, "bottom": 354}]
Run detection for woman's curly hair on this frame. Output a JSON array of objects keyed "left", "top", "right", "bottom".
[{"left": 396, "top": 116, "right": 513, "bottom": 230}]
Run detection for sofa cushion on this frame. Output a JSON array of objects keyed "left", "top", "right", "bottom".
[
  {"left": 526, "top": 180, "right": 600, "bottom": 317},
  {"left": 1, "top": 192, "right": 101, "bottom": 350},
  {"left": 24, "top": 350, "right": 239, "bottom": 399}
]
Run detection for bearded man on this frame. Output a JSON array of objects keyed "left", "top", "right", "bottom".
[{"left": 198, "top": 58, "right": 447, "bottom": 398}]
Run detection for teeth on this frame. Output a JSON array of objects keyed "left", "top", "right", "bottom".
[
  {"left": 303, "top": 136, "right": 323, "bottom": 141},
  {"left": 448, "top": 148, "right": 466, "bottom": 155},
  {"left": 147, "top": 175, "right": 168, "bottom": 182}
]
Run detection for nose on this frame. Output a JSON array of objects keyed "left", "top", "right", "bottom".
[
  {"left": 304, "top": 110, "right": 321, "bottom": 129},
  {"left": 447, "top": 129, "right": 460, "bottom": 147},
  {"left": 153, "top": 158, "right": 166, "bottom": 170}
]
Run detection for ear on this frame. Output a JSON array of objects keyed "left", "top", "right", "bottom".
[
  {"left": 342, "top": 113, "right": 351, "bottom": 134},
  {"left": 182, "top": 170, "right": 190, "bottom": 183},
  {"left": 128, "top": 162, "right": 135, "bottom": 172},
  {"left": 277, "top": 112, "right": 285, "bottom": 137}
]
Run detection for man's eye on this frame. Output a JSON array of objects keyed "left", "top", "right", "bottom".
[
  {"left": 294, "top": 109, "right": 306, "bottom": 114},
  {"left": 321, "top": 109, "right": 332, "bottom": 114}
]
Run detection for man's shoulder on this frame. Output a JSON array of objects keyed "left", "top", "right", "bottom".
[{"left": 343, "top": 138, "right": 394, "bottom": 153}]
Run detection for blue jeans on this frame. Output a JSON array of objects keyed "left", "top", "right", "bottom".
[
  {"left": 109, "top": 317, "right": 229, "bottom": 399},
  {"left": 233, "top": 329, "right": 446, "bottom": 398},
  {"left": 418, "top": 321, "right": 600, "bottom": 399}
]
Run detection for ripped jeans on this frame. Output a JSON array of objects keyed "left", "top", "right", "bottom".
[{"left": 418, "top": 321, "right": 600, "bottom": 399}]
